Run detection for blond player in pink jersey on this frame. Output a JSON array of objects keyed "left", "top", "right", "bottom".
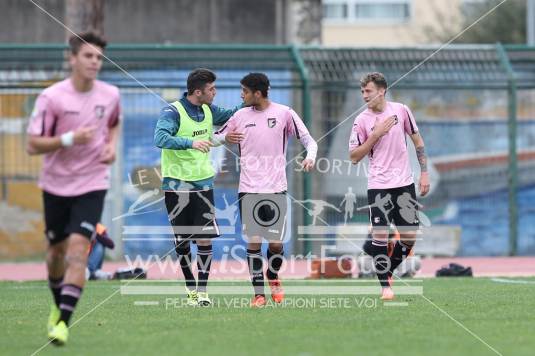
[
  {"left": 349, "top": 72, "right": 430, "bottom": 300},
  {"left": 215, "top": 73, "right": 317, "bottom": 307},
  {"left": 26, "top": 32, "right": 121, "bottom": 345}
]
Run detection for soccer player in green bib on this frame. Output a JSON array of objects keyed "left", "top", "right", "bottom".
[{"left": 154, "top": 68, "right": 243, "bottom": 306}]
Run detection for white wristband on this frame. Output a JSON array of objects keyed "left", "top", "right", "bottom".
[{"left": 60, "top": 131, "right": 74, "bottom": 147}]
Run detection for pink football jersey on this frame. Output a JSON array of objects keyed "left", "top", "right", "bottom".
[
  {"left": 349, "top": 101, "right": 418, "bottom": 189},
  {"left": 27, "top": 78, "right": 121, "bottom": 196}
]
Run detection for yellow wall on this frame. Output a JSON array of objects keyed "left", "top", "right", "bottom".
[
  {"left": 0, "top": 181, "right": 45, "bottom": 259},
  {"left": 322, "top": 0, "right": 463, "bottom": 46},
  {"left": 0, "top": 94, "right": 28, "bottom": 117},
  {"left": 7, "top": 181, "right": 43, "bottom": 211},
  {"left": 0, "top": 93, "right": 45, "bottom": 259},
  {"left": 2, "top": 133, "right": 42, "bottom": 177}
]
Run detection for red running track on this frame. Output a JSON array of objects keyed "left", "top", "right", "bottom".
[{"left": 1, "top": 257, "right": 535, "bottom": 281}]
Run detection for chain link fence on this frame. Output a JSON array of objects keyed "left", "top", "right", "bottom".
[{"left": 1, "top": 44, "right": 534, "bottom": 260}]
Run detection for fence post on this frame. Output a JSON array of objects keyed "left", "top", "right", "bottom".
[
  {"left": 496, "top": 42, "right": 518, "bottom": 256},
  {"left": 291, "top": 45, "right": 312, "bottom": 255}
]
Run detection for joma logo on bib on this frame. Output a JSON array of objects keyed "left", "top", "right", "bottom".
[{"left": 192, "top": 129, "right": 208, "bottom": 137}]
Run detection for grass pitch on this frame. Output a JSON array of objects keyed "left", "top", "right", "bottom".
[{"left": 2, "top": 277, "right": 534, "bottom": 356}]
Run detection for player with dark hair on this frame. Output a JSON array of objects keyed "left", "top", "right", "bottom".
[
  {"left": 26, "top": 31, "right": 120, "bottom": 345},
  {"left": 68, "top": 32, "right": 107, "bottom": 54},
  {"left": 215, "top": 72, "right": 318, "bottom": 307},
  {"left": 154, "top": 68, "right": 242, "bottom": 306},
  {"left": 349, "top": 72, "right": 430, "bottom": 300}
]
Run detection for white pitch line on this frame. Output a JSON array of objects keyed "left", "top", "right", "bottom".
[
  {"left": 491, "top": 278, "right": 535, "bottom": 285},
  {"left": 134, "top": 301, "right": 160, "bottom": 306},
  {"left": 383, "top": 302, "right": 409, "bottom": 307}
]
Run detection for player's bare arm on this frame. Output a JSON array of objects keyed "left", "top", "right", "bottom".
[
  {"left": 225, "top": 131, "right": 245, "bottom": 144},
  {"left": 26, "top": 125, "right": 97, "bottom": 155},
  {"left": 298, "top": 134, "right": 317, "bottom": 172},
  {"left": 349, "top": 116, "right": 396, "bottom": 163},
  {"left": 301, "top": 158, "right": 315, "bottom": 172},
  {"left": 410, "top": 132, "right": 430, "bottom": 196},
  {"left": 192, "top": 140, "right": 213, "bottom": 153},
  {"left": 211, "top": 129, "right": 244, "bottom": 145},
  {"left": 99, "top": 124, "right": 120, "bottom": 164}
]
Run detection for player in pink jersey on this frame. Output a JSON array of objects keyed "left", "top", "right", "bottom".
[
  {"left": 349, "top": 72, "right": 430, "bottom": 300},
  {"left": 26, "top": 32, "right": 121, "bottom": 345},
  {"left": 214, "top": 73, "right": 317, "bottom": 307}
]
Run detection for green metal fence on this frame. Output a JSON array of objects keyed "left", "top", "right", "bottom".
[
  {"left": 297, "top": 44, "right": 535, "bottom": 256},
  {"left": 1, "top": 44, "right": 535, "bottom": 259}
]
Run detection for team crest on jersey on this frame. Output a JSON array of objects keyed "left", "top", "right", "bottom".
[
  {"left": 268, "top": 118, "right": 277, "bottom": 128},
  {"left": 95, "top": 105, "right": 105, "bottom": 119}
]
